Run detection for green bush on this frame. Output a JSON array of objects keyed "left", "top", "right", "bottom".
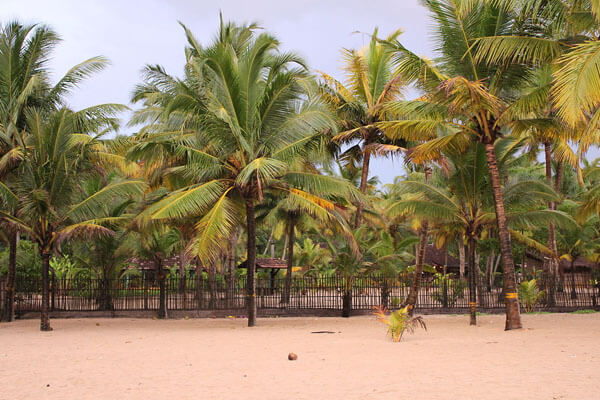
[
  {"left": 432, "top": 273, "right": 467, "bottom": 306},
  {"left": 518, "top": 279, "right": 545, "bottom": 313}
]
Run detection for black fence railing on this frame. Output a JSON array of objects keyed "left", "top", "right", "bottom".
[{"left": 3, "top": 272, "right": 600, "bottom": 315}]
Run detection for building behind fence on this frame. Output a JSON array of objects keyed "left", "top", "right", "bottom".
[{"left": 2, "top": 272, "right": 599, "bottom": 317}]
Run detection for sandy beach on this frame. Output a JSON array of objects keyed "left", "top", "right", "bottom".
[{"left": 1, "top": 313, "right": 599, "bottom": 400}]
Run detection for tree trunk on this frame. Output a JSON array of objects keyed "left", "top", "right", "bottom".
[
  {"left": 403, "top": 221, "right": 428, "bottom": 315},
  {"left": 354, "top": 145, "right": 372, "bottom": 228},
  {"left": 226, "top": 230, "right": 237, "bottom": 306},
  {"left": 245, "top": 198, "right": 257, "bottom": 327},
  {"left": 381, "top": 278, "right": 390, "bottom": 309},
  {"left": 281, "top": 218, "right": 295, "bottom": 305},
  {"left": 157, "top": 259, "right": 167, "bottom": 319},
  {"left": 543, "top": 142, "right": 557, "bottom": 306},
  {"left": 179, "top": 251, "right": 188, "bottom": 294},
  {"left": 468, "top": 235, "right": 477, "bottom": 326},
  {"left": 1, "top": 230, "right": 17, "bottom": 322},
  {"left": 403, "top": 166, "right": 431, "bottom": 315},
  {"left": 475, "top": 250, "right": 486, "bottom": 308},
  {"left": 195, "top": 258, "right": 204, "bottom": 309},
  {"left": 458, "top": 242, "right": 466, "bottom": 279},
  {"left": 570, "top": 260, "right": 577, "bottom": 300},
  {"left": 484, "top": 142, "right": 522, "bottom": 330},
  {"left": 342, "top": 289, "right": 352, "bottom": 317},
  {"left": 208, "top": 263, "right": 217, "bottom": 309},
  {"left": 99, "top": 269, "right": 113, "bottom": 311},
  {"left": 40, "top": 251, "right": 52, "bottom": 331}
]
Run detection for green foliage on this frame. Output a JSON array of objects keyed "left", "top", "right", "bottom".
[
  {"left": 432, "top": 273, "right": 467, "bottom": 307},
  {"left": 518, "top": 279, "right": 545, "bottom": 313},
  {"left": 0, "top": 240, "right": 41, "bottom": 281},
  {"left": 373, "top": 305, "right": 427, "bottom": 342}
]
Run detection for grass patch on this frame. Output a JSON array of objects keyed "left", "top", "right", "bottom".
[{"left": 571, "top": 309, "right": 597, "bottom": 314}]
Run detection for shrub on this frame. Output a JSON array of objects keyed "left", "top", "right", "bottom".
[
  {"left": 372, "top": 305, "right": 427, "bottom": 342},
  {"left": 518, "top": 279, "right": 545, "bottom": 313}
]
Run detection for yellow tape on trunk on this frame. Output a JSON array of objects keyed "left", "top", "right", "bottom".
[{"left": 505, "top": 292, "right": 518, "bottom": 299}]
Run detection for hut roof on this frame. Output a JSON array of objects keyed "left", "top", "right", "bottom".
[
  {"left": 423, "top": 245, "right": 460, "bottom": 268},
  {"left": 238, "top": 258, "right": 287, "bottom": 269},
  {"left": 560, "top": 256, "right": 598, "bottom": 271},
  {"left": 127, "top": 255, "right": 189, "bottom": 270}
]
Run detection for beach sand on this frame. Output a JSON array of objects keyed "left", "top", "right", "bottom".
[{"left": 1, "top": 313, "right": 599, "bottom": 400}]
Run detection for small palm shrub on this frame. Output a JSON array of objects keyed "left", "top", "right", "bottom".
[
  {"left": 373, "top": 305, "right": 427, "bottom": 342},
  {"left": 518, "top": 279, "right": 545, "bottom": 312}
]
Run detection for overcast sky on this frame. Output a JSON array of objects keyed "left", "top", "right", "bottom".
[{"left": 2, "top": 0, "right": 434, "bottom": 184}]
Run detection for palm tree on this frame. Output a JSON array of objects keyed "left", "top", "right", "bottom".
[
  {"left": 388, "top": 142, "right": 573, "bottom": 324},
  {"left": 376, "top": 0, "right": 542, "bottom": 329},
  {"left": 0, "top": 21, "right": 109, "bottom": 321},
  {"left": 319, "top": 28, "right": 407, "bottom": 227},
  {"left": 0, "top": 108, "right": 144, "bottom": 330},
  {"left": 130, "top": 21, "right": 357, "bottom": 327}
]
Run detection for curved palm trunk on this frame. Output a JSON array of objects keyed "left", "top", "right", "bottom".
[
  {"left": 40, "top": 251, "right": 52, "bottom": 331},
  {"left": 245, "top": 198, "right": 257, "bottom": 327},
  {"left": 1, "top": 231, "right": 17, "bottom": 322},
  {"left": 484, "top": 142, "right": 521, "bottom": 330},
  {"left": 281, "top": 218, "right": 295, "bottom": 305},
  {"left": 354, "top": 147, "right": 372, "bottom": 228},
  {"left": 468, "top": 235, "right": 477, "bottom": 326}
]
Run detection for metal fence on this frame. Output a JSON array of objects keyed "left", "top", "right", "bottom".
[{"left": 3, "top": 271, "right": 599, "bottom": 316}]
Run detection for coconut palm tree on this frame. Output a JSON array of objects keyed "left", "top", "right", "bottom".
[
  {"left": 0, "top": 108, "right": 145, "bottom": 330},
  {"left": 318, "top": 28, "right": 407, "bottom": 227},
  {"left": 376, "top": 0, "right": 541, "bottom": 329},
  {"left": 388, "top": 141, "right": 574, "bottom": 324},
  {"left": 0, "top": 21, "right": 110, "bottom": 321},
  {"left": 130, "top": 21, "right": 359, "bottom": 327}
]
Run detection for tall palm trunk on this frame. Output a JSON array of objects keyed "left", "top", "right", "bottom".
[
  {"left": 245, "top": 198, "right": 257, "bottom": 327},
  {"left": 157, "top": 258, "right": 167, "bottom": 319},
  {"left": 40, "top": 251, "right": 52, "bottom": 331},
  {"left": 403, "top": 167, "right": 431, "bottom": 315},
  {"left": 468, "top": 235, "right": 477, "bottom": 325},
  {"left": 484, "top": 142, "right": 521, "bottom": 330},
  {"left": 570, "top": 260, "right": 577, "bottom": 300},
  {"left": 1, "top": 230, "right": 17, "bottom": 322},
  {"left": 354, "top": 144, "right": 372, "bottom": 228},
  {"left": 281, "top": 217, "right": 295, "bottom": 305},
  {"left": 226, "top": 231, "right": 237, "bottom": 306},
  {"left": 543, "top": 142, "right": 557, "bottom": 306},
  {"left": 208, "top": 263, "right": 217, "bottom": 309},
  {"left": 458, "top": 242, "right": 466, "bottom": 279},
  {"left": 179, "top": 251, "right": 188, "bottom": 294}
]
